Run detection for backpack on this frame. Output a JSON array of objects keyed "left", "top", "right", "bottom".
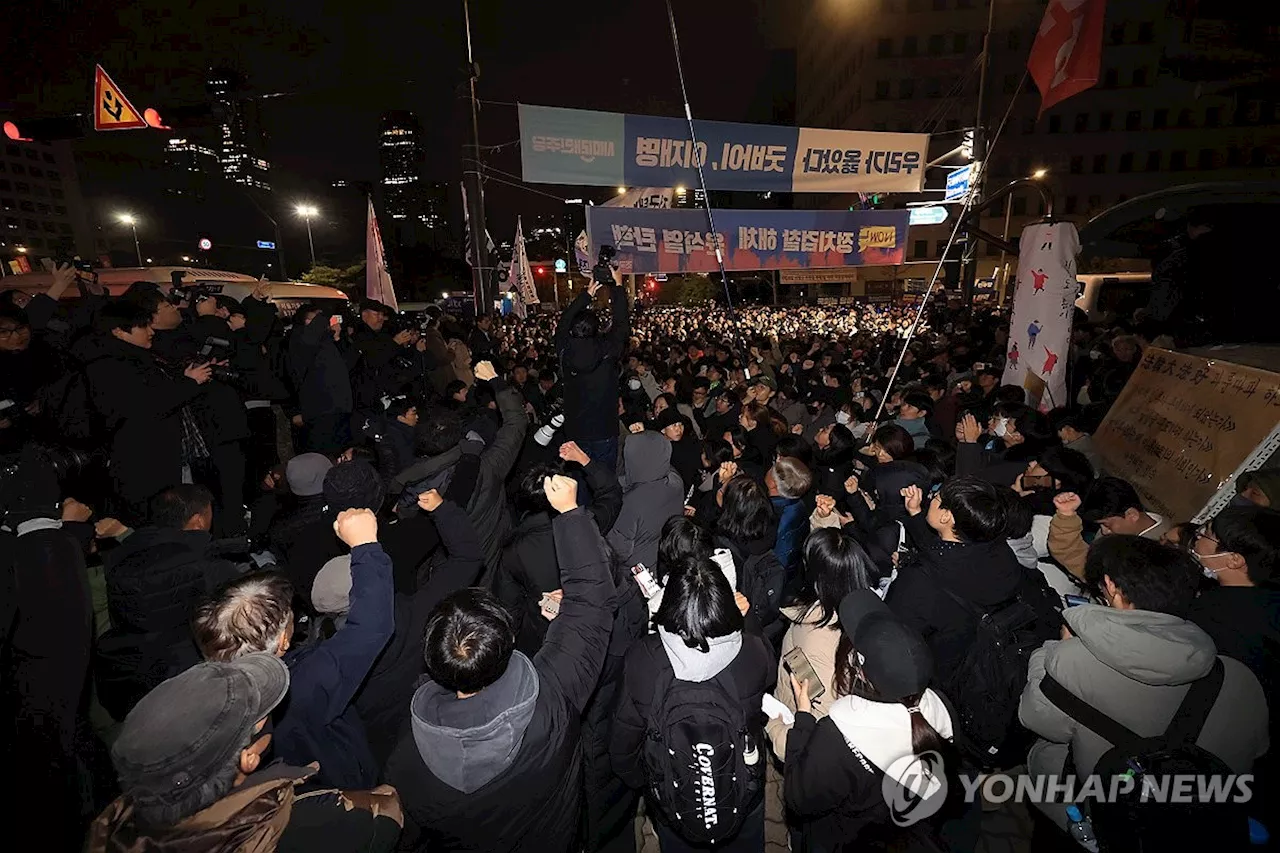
[
  {"left": 718, "top": 536, "right": 784, "bottom": 628},
  {"left": 1039, "top": 659, "right": 1251, "bottom": 852},
  {"left": 937, "top": 569, "right": 1061, "bottom": 769},
  {"left": 641, "top": 646, "right": 763, "bottom": 845}
]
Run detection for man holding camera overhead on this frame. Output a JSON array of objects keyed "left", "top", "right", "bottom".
[{"left": 555, "top": 249, "right": 629, "bottom": 471}]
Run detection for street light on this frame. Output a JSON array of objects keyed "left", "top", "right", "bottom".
[
  {"left": 1031, "top": 168, "right": 1048, "bottom": 179},
  {"left": 117, "top": 213, "right": 143, "bottom": 266},
  {"left": 295, "top": 204, "right": 318, "bottom": 266},
  {"left": 997, "top": 170, "right": 1049, "bottom": 303},
  {"left": 615, "top": 186, "right": 627, "bottom": 195}
]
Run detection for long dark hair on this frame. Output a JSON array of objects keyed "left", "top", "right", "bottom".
[
  {"left": 797, "top": 529, "right": 873, "bottom": 628},
  {"left": 657, "top": 516, "right": 713, "bottom": 586},
  {"left": 818, "top": 423, "right": 857, "bottom": 468},
  {"left": 832, "top": 634, "right": 948, "bottom": 758},
  {"left": 719, "top": 475, "right": 775, "bottom": 543},
  {"left": 653, "top": 557, "right": 743, "bottom": 653}
]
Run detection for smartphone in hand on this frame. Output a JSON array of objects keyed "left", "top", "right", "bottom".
[{"left": 783, "top": 647, "right": 826, "bottom": 702}]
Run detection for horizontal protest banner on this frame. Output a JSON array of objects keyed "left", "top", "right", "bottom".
[
  {"left": 585, "top": 207, "right": 910, "bottom": 274},
  {"left": 520, "top": 104, "right": 928, "bottom": 194}
]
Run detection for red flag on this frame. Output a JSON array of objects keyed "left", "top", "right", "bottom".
[{"left": 1027, "top": 0, "right": 1107, "bottom": 115}]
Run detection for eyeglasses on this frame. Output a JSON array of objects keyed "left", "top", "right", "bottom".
[
  {"left": 1194, "top": 527, "right": 1220, "bottom": 548},
  {"left": 0, "top": 325, "right": 27, "bottom": 337}
]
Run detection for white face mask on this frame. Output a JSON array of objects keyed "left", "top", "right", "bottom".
[
  {"left": 1197, "top": 552, "right": 1229, "bottom": 580},
  {"left": 835, "top": 411, "right": 852, "bottom": 425},
  {"left": 993, "top": 417, "right": 1009, "bottom": 438}
]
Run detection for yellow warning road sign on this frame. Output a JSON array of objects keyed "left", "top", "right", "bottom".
[{"left": 94, "top": 65, "right": 147, "bottom": 131}]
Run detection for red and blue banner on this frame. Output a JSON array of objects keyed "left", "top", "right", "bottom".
[
  {"left": 520, "top": 104, "right": 929, "bottom": 194},
  {"left": 586, "top": 207, "right": 910, "bottom": 274}
]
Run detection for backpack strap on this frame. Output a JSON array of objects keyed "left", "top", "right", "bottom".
[
  {"left": 1164, "top": 658, "right": 1225, "bottom": 745},
  {"left": 1039, "top": 673, "right": 1143, "bottom": 752}
]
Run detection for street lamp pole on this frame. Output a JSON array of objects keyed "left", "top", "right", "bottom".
[
  {"left": 295, "top": 205, "right": 319, "bottom": 267},
  {"left": 118, "top": 214, "right": 143, "bottom": 266}
]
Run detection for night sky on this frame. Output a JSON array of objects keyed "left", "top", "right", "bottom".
[{"left": 2, "top": 0, "right": 791, "bottom": 236}]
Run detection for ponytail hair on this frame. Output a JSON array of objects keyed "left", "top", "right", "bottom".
[{"left": 833, "top": 635, "right": 949, "bottom": 760}]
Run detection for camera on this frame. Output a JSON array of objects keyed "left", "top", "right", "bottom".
[
  {"left": 196, "top": 336, "right": 242, "bottom": 383},
  {"left": 533, "top": 399, "right": 566, "bottom": 447},
  {"left": 592, "top": 244, "right": 617, "bottom": 287}
]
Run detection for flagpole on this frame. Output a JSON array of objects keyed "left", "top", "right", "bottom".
[
  {"left": 462, "top": 0, "right": 489, "bottom": 315},
  {"left": 962, "top": 0, "right": 998, "bottom": 306}
]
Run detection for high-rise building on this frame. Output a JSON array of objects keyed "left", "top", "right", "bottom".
[
  {"left": 380, "top": 111, "right": 425, "bottom": 222},
  {"left": 795, "top": 0, "right": 1280, "bottom": 287},
  {"left": 206, "top": 68, "right": 270, "bottom": 192},
  {"left": 0, "top": 138, "right": 96, "bottom": 264}
]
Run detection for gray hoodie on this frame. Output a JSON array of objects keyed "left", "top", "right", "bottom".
[
  {"left": 409, "top": 651, "right": 541, "bottom": 793},
  {"left": 658, "top": 627, "right": 742, "bottom": 682},
  {"left": 608, "top": 432, "right": 684, "bottom": 572},
  {"left": 1020, "top": 604, "right": 1269, "bottom": 783}
]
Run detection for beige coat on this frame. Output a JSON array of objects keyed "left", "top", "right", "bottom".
[{"left": 765, "top": 602, "right": 843, "bottom": 760}]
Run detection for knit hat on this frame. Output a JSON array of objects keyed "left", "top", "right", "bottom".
[
  {"left": 311, "top": 555, "right": 353, "bottom": 615},
  {"left": 1238, "top": 469, "right": 1280, "bottom": 507},
  {"left": 285, "top": 453, "right": 332, "bottom": 498},
  {"left": 653, "top": 406, "right": 684, "bottom": 431},
  {"left": 322, "top": 460, "right": 385, "bottom": 512}
]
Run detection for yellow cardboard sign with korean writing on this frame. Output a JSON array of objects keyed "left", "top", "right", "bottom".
[
  {"left": 1094, "top": 348, "right": 1280, "bottom": 522},
  {"left": 858, "top": 226, "right": 897, "bottom": 253}
]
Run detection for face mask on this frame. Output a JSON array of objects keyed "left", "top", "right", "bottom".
[
  {"left": 627, "top": 379, "right": 642, "bottom": 391},
  {"left": 835, "top": 411, "right": 852, "bottom": 425},
  {"left": 993, "top": 417, "right": 1009, "bottom": 438},
  {"left": 1201, "top": 564, "right": 1220, "bottom": 581}
]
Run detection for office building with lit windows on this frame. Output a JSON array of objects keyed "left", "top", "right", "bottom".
[
  {"left": 795, "top": 0, "right": 1279, "bottom": 290},
  {"left": 0, "top": 138, "right": 95, "bottom": 266},
  {"left": 206, "top": 68, "right": 271, "bottom": 192}
]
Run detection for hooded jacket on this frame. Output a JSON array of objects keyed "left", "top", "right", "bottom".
[
  {"left": 494, "top": 459, "right": 623, "bottom": 657},
  {"left": 1019, "top": 604, "right": 1269, "bottom": 782},
  {"left": 555, "top": 285, "right": 630, "bottom": 443},
  {"left": 784, "top": 691, "right": 953, "bottom": 851},
  {"left": 606, "top": 431, "right": 685, "bottom": 575},
  {"left": 885, "top": 513, "right": 1026, "bottom": 676},
  {"left": 766, "top": 603, "right": 842, "bottom": 758},
  {"left": 384, "top": 508, "right": 616, "bottom": 852}
]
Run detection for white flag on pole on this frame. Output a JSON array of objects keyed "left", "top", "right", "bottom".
[
  {"left": 365, "top": 197, "right": 398, "bottom": 312},
  {"left": 508, "top": 216, "right": 537, "bottom": 318},
  {"left": 1002, "top": 222, "right": 1079, "bottom": 412}
]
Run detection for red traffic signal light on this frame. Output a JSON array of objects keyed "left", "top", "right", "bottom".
[
  {"left": 4, "top": 121, "right": 29, "bottom": 141},
  {"left": 535, "top": 266, "right": 545, "bottom": 276}
]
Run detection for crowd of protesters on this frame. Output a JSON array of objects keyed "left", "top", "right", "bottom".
[{"left": 1, "top": 262, "right": 1277, "bottom": 852}]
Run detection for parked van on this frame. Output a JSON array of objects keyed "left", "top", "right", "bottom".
[
  {"left": 0, "top": 266, "right": 349, "bottom": 317},
  {"left": 1074, "top": 271, "right": 1151, "bottom": 322}
]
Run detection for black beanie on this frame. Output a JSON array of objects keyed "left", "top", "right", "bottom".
[{"left": 323, "top": 460, "right": 385, "bottom": 513}]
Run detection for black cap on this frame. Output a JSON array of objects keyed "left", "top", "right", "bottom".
[
  {"left": 111, "top": 653, "right": 289, "bottom": 818},
  {"left": 653, "top": 407, "right": 684, "bottom": 431},
  {"left": 360, "top": 298, "right": 392, "bottom": 315},
  {"left": 837, "top": 590, "right": 933, "bottom": 702}
]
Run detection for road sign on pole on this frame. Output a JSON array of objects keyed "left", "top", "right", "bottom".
[
  {"left": 257, "top": 240, "right": 276, "bottom": 250},
  {"left": 909, "top": 206, "right": 949, "bottom": 226},
  {"left": 93, "top": 66, "right": 148, "bottom": 131},
  {"left": 944, "top": 164, "right": 973, "bottom": 202}
]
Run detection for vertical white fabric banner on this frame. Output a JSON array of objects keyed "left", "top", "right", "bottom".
[
  {"left": 1003, "top": 222, "right": 1079, "bottom": 412},
  {"left": 365, "top": 197, "right": 398, "bottom": 312},
  {"left": 508, "top": 217, "right": 537, "bottom": 318}
]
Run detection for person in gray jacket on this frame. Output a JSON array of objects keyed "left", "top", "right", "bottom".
[
  {"left": 1019, "top": 535, "right": 1269, "bottom": 833},
  {"left": 608, "top": 430, "right": 685, "bottom": 575}
]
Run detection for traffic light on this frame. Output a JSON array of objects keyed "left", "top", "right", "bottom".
[
  {"left": 535, "top": 266, "right": 546, "bottom": 276},
  {"left": 141, "top": 102, "right": 224, "bottom": 131},
  {"left": 3, "top": 115, "right": 87, "bottom": 143}
]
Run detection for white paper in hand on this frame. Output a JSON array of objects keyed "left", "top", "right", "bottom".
[{"left": 761, "top": 693, "right": 795, "bottom": 726}]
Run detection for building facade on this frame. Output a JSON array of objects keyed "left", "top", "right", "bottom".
[
  {"left": 795, "top": 0, "right": 1280, "bottom": 293},
  {"left": 0, "top": 138, "right": 96, "bottom": 267},
  {"left": 206, "top": 68, "right": 271, "bottom": 192}
]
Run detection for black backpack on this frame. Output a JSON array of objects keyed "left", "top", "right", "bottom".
[
  {"left": 1039, "top": 658, "right": 1251, "bottom": 852},
  {"left": 937, "top": 569, "right": 1061, "bottom": 769},
  {"left": 641, "top": 646, "right": 763, "bottom": 845}
]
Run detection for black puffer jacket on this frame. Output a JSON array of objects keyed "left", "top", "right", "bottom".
[{"left": 555, "top": 286, "right": 629, "bottom": 443}]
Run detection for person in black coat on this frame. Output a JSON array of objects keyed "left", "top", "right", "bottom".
[
  {"left": 885, "top": 477, "right": 1036, "bottom": 677},
  {"left": 494, "top": 440, "right": 623, "bottom": 657},
  {"left": 555, "top": 274, "right": 629, "bottom": 469},
  {"left": 287, "top": 305, "right": 355, "bottom": 455},
  {"left": 95, "top": 485, "right": 240, "bottom": 721},
  {"left": 783, "top": 591, "right": 957, "bottom": 852},
  {"left": 384, "top": 475, "right": 617, "bottom": 852},
  {"left": 81, "top": 302, "right": 215, "bottom": 524}
]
